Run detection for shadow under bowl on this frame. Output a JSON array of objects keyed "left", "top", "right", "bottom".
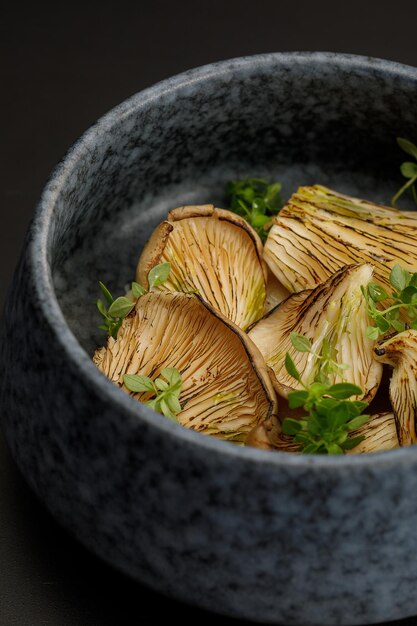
[{"left": 2, "top": 52, "right": 417, "bottom": 626}]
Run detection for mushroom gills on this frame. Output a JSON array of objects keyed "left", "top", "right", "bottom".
[
  {"left": 264, "top": 185, "right": 417, "bottom": 293},
  {"left": 248, "top": 263, "right": 383, "bottom": 401},
  {"left": 247, "top": 411, "right": 399, "bottom": 454},
  {"left": 93, "top": 291, "right": 278, "bottom": 443},
  {"left": 136, "top": 205, "right": 267, "bottom": 330},
  {"left": 374, "top": 329, "right": 417, "bottom": 446}
]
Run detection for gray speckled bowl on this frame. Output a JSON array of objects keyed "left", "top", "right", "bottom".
[{"left": 2, "top": 52, "right": 417, "bottom": 626}]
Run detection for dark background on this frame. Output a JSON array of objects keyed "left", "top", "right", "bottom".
[{"left": 2, "top": 2, "right": 417, "bottom": 624}]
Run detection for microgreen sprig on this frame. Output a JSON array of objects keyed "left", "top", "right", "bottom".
[
  {"left": 123, "top": 367, "right": 182, "bottom": 422},
  {"left": 281, "top": 342, "right": 368, "bottom": 455},
  {"left": 391, "top": 137, "right": 417, "bottom": 208},
  {"left": 226, "top": 177, "right": 283, "bottom": 241},
  {"left": 97, "top": 261, "right": 171, "bottom": 338},
  {"left": 289, "top": 332, "right": 349, "bottom": 385},
  {"left": 362, "top": 264, "right": 417, "bottom": 341}
]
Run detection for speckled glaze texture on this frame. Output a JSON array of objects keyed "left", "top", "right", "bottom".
[{"left": 2, "top": 53, "right": 417, "bottom": 625}]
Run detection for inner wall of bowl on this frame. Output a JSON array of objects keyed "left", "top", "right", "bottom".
[{"left": 50, "top": 55, "right": 417, "bottom": 354}]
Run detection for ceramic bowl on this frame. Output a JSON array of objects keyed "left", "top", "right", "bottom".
[{"left": 2, "top": 52, "right": 417, "bottom": 626}]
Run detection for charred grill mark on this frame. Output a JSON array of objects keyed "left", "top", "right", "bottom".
[
  {"left": 285, "top": 206, "right": 417, "bottom": 258},
  {"left": 250, "top": 263, "right": 381, "bottom": 401},
  {"left": 273, "top": 188, "right": 417, "bottom": 297},
  {"left": 109, "top": 292, "right": 276, "bottom": 434}
]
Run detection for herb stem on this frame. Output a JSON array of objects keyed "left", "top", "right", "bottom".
[
  {"left": 391, "top": 174, "right": 417, "bottom": 208},
  {"left": 412, "top": 184, "right": 417, "bottom": 205},
  {"left": 379, "top": 302, "right": 409, "bottom": 316}
]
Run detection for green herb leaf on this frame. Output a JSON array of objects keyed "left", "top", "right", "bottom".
[
  {"left": 159, "top": 398, "right": 178, "bottom": 422},
  {"left": 307, "top": 382, "right": 328, "bottom": 402},
  {"left": 287, "top": 390, "right": 309, "bottom": 409},
  {"left": 399, "top": 285, "right": 417, "bottom": 304},
  {"left": 148, "top": 262, "right": 171, "bottom": 290},
  {"left": 226, "top": 177, "right": 283, "bottom": 241},
  {"left": 375, "top": 314, "right": 391, "bottom": 333},
  {"left": 281, "top": 347, "right": 368, "bottom": 455},
  {"left": 327, "top": 443, "right": 344, "bottom": 455},
  {"left": 346, "top": 414, "right": 370, "bottom": 431},
  {"left": 366, "top": 326, "right": 380, "bottom": 341},
  {"left": 401, "top": 162, "right": 417, "bottom": 179},
  {"left": 397, "top": 137, "right": 417, "bottom": 160},
  {"left": 97, "top": 282, "right": 132, "bottom": 338},
  {"left": 330, "top": 402, "right": 355, "bottom": 428},
  {"left": 124, "top": 368, "right": 183, "bottom": 423},
  {"left": 341, "top": 435, "right": 365, "bottom": 450},
  {"left": 364, "top": 264, "right": 417, "bottom": 340},
  {"left": 108, "top": 296, "right": 135, "bottom": 318},
  {"left": 166, "top": 395, "right": 182, "bottom": 414},
  {"left": 251, "top": 213, "right": 271, "bottom": 228},
  {"left": 368, "top": 282, "right": 389, "bottom": 302},
  {"left": 315, "top": 397, "right": 340, "bottom": 417},
  {"left": 326, "top": 383, "right": 362, "bottom": 399},
  {"left": 285, "top": 353, "right": 302, "bottom": 382},
  {"left": 282, "top": 418, "right": 303, "bottom": 435},
  {"left": 99, "top": 281, "right": 114, "bottom": 305},
  {"left": 155, "top": 378, "right": 169, "bottom": 391},
  {"left": 124, "top": 374, "right": 155, "bottom": 393},
  {"left": 350, "top": 400, "right": 369, "bottom": 412},
  {"left": 290, "top": 332, "right": 312, "bottom": 353},
  {"left": 132, "top": 281, "right": 147, "bottom": 298},
  {"left": 302, "top": 442, "right": 321, "bottom": 454},
  {"left": 97, "top": 299, "right": 110, "bottom": 319},
  {"left": 264, "top": 182, "right": 282, "bottom": 206},
  {"left": 390, "top": 264, "right": 410, "bottom": 292},
  {"left": 161, "top": 367, "right": 182, "bottom": 386}
]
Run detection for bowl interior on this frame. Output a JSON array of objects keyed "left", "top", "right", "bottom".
[{"left": 47, "top": 53, "right": 417, "bottom": 356}]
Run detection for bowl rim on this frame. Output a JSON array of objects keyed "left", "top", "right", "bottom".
[{"left": 30, "top": 50, "right": 417, "bottom": 470}]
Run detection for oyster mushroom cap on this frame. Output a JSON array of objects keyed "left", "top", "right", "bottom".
[
  {"left": 136, "top": 204, "right": 267, "bottom": 330},
  {"left": 93, "top": 291, "right": 278, "bottom": 443},
  {"left": 346, "top": 412, "right": 399, "bottom": 454},
  {"left": 248, "top": 263, "right": 383, "bottom": 401},
  {"left": 264, "top": 185, "right": 417, "bottom": 293},
  {"left": 247, "top": 412, "right": 399, "bottom": 454},
  {"left": 374, "top": 329, "right": 417, "bottom": 446},
  {"left": 264, "top": 266, "right": 290, "bottom": 314},
  {"left": 246, "top": 418, "right": 299, "bottom": 452}
]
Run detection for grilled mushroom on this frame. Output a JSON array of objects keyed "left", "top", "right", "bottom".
[
  {"left": 93, "top": 291, "right": 278, "bottom": 442},
  {"left": 136, "top": 204, "right": 267, "bottom": 330},
  {"left": 264, "top": 185, "right": 417, "bottom": 293},
  {"left": 374, "top": 330, "right": 417, "bottom": 446},
  {"left": 264, "top": 267, "right": 290, "bottom": 314},
  {"left": 247, "top": 412, "right": 399, "bottom": 454},
  {"left": 248, "top": 263, "right": 382, "bottom": 401},
  {"left": 346, "top": 412, "right": 399, "bottom": 453},
  {"left": 246, "top": 418, "right": 299, "bottom": 452}
]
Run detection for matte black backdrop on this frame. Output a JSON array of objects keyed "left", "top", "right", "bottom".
[{"left": 2, "top": 2, "right": 417, "bottom": 624}]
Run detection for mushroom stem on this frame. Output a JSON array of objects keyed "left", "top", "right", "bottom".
[{"left": 374, "top": 330, "right": 417, "bottom": 445}]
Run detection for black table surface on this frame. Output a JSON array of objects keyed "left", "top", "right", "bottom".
[{"left": 3, "top": 2, "right": 417, "bottom": 624}]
